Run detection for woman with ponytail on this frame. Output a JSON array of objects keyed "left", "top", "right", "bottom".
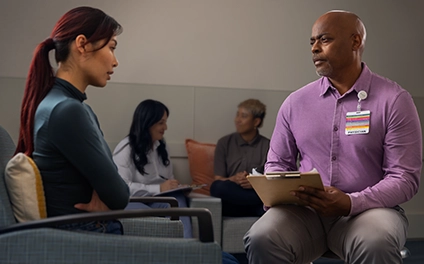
[{"left": 15, "top": 6, "right": 129, "bottom": 234}]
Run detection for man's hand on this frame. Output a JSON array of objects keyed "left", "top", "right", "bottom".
[
  {"left": 74, "top": 190, "right": 110, "bottom": 212},
  {"left": 229, "top": 171, "right": 252, "bottom": 189},
  {"left": 290, "top": 186, "right": 351, "bottom": 217}
]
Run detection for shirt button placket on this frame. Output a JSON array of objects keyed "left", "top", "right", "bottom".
[{"left": 330, "top": 98, "right": 342, "bottom": 184}]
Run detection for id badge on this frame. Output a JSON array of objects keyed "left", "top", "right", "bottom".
[{"left": 345, "top": 110, "right": 370, "bottom": 135}]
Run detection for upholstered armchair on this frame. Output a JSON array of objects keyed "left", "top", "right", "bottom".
[
  {"left": 0, "top": 125, "right": 221, "bottom": 263},
  {"left": 185, "top": 139, "right": 259, "bottom": 254}
]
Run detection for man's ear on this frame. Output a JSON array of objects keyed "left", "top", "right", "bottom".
[
  {"left": 75, "top": 34, "right": 88, "bottom": 54},
  {"left": 351, "top": 33, "right": 362, "bottom": 51}
]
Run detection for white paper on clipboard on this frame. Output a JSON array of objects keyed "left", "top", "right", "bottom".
[{"left": 247, "top": 169, "right": 323, "bottom": 206}]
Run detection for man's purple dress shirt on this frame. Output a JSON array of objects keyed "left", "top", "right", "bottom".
[{"left": 266, "top": 63, "right": 422, "bottom": 215}]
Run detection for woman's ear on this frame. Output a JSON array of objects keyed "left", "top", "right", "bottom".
[
  {"left": 75, "top": 34, "right": 88, "bottom": 54},
  {"left": 253, "top": 117, "right": 261, "bottom": 128}
]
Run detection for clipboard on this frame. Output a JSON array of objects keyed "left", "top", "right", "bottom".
[{"left": 247, "top": 170, "right": 324, "bottom": 207}]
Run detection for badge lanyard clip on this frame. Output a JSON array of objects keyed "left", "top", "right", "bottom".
[{"left": 357, "top": 90, "right": 367, "bottom": 112}]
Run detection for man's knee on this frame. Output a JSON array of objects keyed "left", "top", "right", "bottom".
[
  {"left": 345, "top": 232, "right": 402, "bottom": 263},
  {"left": 343, "top": 208, "right": 407, "bottom": 262},
  {"left": 348, "top": 227, "right": 401, "bottom": 253},
  {"left": 244, "top": 223, "right": 272, "bottom": 253},
  {"left": 210, "top": 180, "right": 222, "bottom": 197},
  {"left": 348, "top": 208, "right": 406, "bottom": 246},
  {"left": 244, "top": 217, "right": 284, "bottom": 252},
  {"left": 210, "top": 180, "right": 237, "bottom": 197}
]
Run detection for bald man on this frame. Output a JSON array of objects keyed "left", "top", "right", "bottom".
[{"left": 244, "top": 10, "right": 421, "bottom": 264}]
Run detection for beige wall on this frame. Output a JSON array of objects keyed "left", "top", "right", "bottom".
[
  {"left": 1, "top": 1, "right": 424, "bottom": 96},
  {"left": 1, "top": 0, "right": 423, "bottom": 238}
]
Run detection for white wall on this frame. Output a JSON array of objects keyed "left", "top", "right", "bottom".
[{"left": 1, "top": 0, "right": 424, "bottom": 238}]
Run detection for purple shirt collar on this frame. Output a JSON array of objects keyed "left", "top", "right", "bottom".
[{"left": 319, "top": 63, "right": 372, "bottom": 99}]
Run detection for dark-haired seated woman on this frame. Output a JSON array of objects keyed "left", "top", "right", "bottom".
[{"left": 113, "top": 99, "right": 192, "bottom": 238}]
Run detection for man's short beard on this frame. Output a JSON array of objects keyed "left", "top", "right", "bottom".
[{"left": 315, "top": 65, "right": 332, "bottom": 77}]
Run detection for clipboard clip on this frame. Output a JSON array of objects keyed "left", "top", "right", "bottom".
[{"left": 265, "top": 171, "right": 301, "bottom": 180}]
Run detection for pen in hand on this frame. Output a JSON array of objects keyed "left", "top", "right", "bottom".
[
  {"left": 159, "top": 175, "right": 168, "bottom": 181},
  {"left": 159, "top": 175, "right": 181, "bottom": 191}
]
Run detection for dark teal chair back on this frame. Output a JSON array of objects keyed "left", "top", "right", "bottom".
[{"left": 0, "top": 125, "right": 18, "bottom": 228}]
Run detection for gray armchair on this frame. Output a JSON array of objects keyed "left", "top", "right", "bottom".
[
  {"left": 189, "top": 193, "right": 258, "bottom": 253},
  {"left": 184, "top": 139, "right": 259, "bottom": 254},
  {"left": 0, "top": 125, "right": 221, "bottom": 263},
  {"left": 0, "top": 209, "right": 221, "bottom": 263}
]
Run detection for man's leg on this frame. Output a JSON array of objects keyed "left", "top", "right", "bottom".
[
  {"left": 244, "top": 205, "right": 328, "bottom": 264},
  {"left": 327, "top": 207, "right": 408, "bottom": 264},
  {"left": 210, "top": 180, "right": 264, "bottom": 216}
]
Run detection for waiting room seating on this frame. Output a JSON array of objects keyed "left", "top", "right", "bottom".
[
  {"left": 0, "top": 125, "right": 221, "bottom": 263},
  {"left": 185, "top": 139, "right": 259, "bottom": 253}
]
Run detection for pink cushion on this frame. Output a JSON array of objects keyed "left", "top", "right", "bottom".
[{"left": 185, "top": 139, "right": 216, "bottom": 195}]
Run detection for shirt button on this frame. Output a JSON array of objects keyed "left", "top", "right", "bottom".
[
  {"left": 331, "top": 156, "right": 337, "bottom": 161},
  {"left": 333, "top": 126, "right": 338, "bottom": 131}
]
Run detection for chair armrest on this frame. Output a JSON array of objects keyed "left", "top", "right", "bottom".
[
  {"left": 129, "top": 196, "right": 179, "bottom": 220},
  {"left": 189, "top": 196, "right": 222, "bottom": 216},
  {"left": 188, "top": 195, "right": 222, "bottom": 244},
  {"left": 0, "top": 208, "right": 215, "bottom": 242}
]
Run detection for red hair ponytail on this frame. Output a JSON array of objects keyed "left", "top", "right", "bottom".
[
  {"left": 15, "top": 38, "right": 55, "bottom": 156},
  {"left": 15, "top": 6, "right": 122, "bottom": 156}
]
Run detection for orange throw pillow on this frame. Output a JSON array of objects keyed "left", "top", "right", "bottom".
[{"left": 185, "top": 139, "right": 216, "bottom": 195}]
